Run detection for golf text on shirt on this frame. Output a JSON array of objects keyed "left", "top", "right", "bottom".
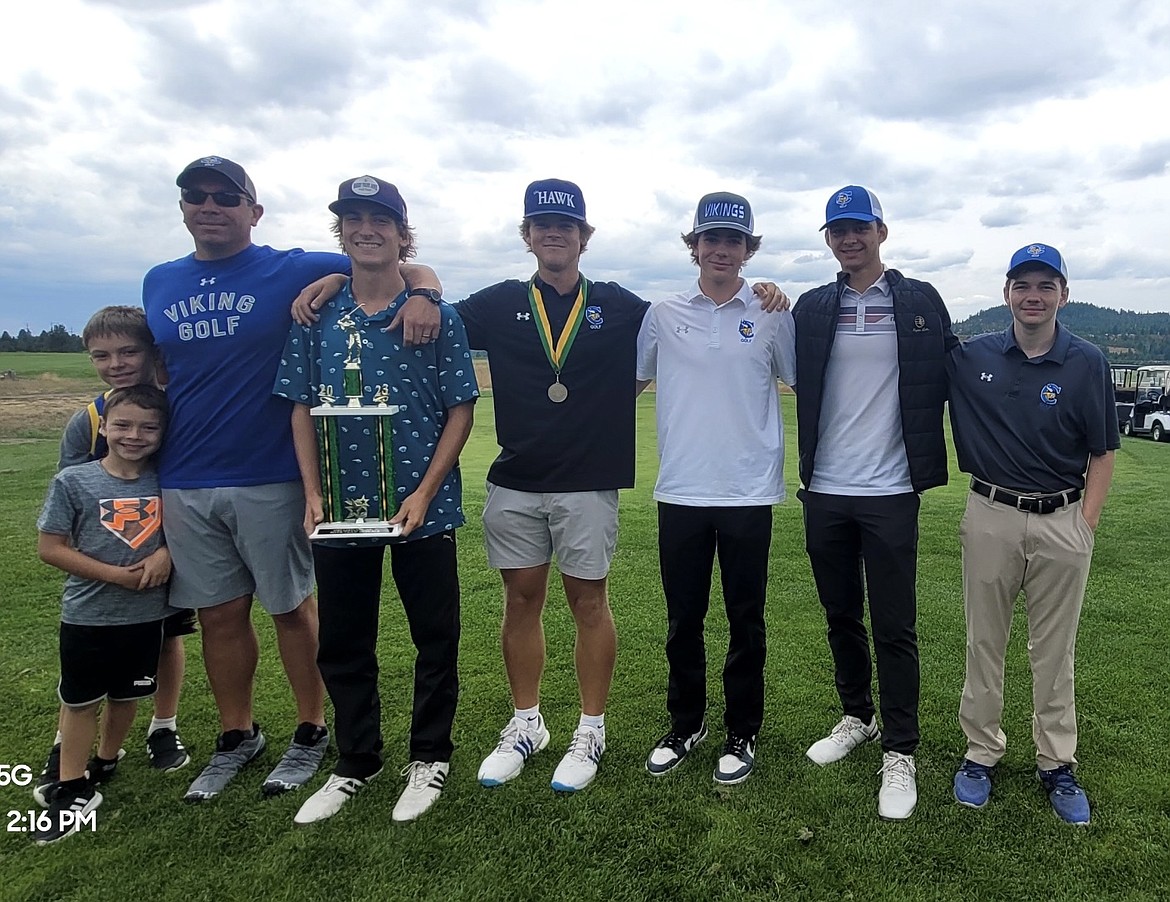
[{"left": 161, "top": 288, "right": 255, "bottom": 340}]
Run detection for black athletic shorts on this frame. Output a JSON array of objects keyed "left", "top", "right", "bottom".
[
  {"left": 163, "top": 608, "right": 198, "bottom": 638},
  {"left": 58, "top": 620, "right": 165, "bottom": 707}
]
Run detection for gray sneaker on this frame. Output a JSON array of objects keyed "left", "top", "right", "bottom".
[
  {"left": 184, "top": 724, "right": 266, "bottom": 802},
  {"left": 262, "top": 724, "right": 329, "bottom": 796}
]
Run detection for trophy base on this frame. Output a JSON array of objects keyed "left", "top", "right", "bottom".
[{"left": 311, "top": 521, "right": 404, "bottom": 541}]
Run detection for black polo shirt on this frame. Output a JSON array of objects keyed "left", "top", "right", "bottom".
[
  {"left": 947, "top": 324, "right": 1119, "bottom": 493},
  {"left": 455, "top": 276, "right": 649, "bottom": 493}
]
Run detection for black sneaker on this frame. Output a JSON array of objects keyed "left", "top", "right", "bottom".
[
  {"left": 645, "top": 721, "right": 708, "bottom": 776},
  {"left": 32, "top": 742, "right": 61, "bottom": 808},
  {"left": 32, "top": 780, "right": 102, "bottom": 846},
  {"left": 147, "top": 728, "right": 191, "bottom": 772},
  {"left": 85, "top": 748, "right": 126, "bottom": 785},
  {"left": 713, "top": 733, "right": 756, "bottom": 785}
]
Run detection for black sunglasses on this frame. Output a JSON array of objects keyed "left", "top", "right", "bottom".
[{"left": 181, "top": 188, "right": 250, "bottom": 207}]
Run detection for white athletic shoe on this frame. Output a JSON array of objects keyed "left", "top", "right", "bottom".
[
  {"left": 805, "top": 715, "right": 880, "bottom": 766},
  {"left": 294, "top": 770, "right": 380, "bottom": 825},
  {"left": 878, "top": 752, "right": 918, "bottom": 821},
  {"left": 392, "top": 761, "right": 449, "bottom": 822},
  {"left": 550, "top": 727, "right": 605, "bottom": 792},
  {"left": 478, "top": 715, "right": 550, "bottom": 786}
]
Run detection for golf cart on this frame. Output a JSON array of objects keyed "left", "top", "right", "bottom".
[{"left": 1121, "top": 364, "right": 1170, "bottom": 441}]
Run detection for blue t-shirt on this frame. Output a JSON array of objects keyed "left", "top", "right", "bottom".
[
  {"left": 274, "top": 283, "right": 479, "bottom": 543},
  {"left": 142, "top": 244, "right": 349, "bottom": 489}
]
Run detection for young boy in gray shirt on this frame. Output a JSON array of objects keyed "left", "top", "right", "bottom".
[{"left": 34, "top": 385, "right": 175, "bottom": 844}]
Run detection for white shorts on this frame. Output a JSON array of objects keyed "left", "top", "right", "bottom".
[{"left": 481, "top": 482, "right": 619, "bottom": 580}]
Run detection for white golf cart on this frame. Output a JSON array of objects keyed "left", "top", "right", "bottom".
[{"left": 1121, "top": 364, "right": 1170, "bottom": 442}]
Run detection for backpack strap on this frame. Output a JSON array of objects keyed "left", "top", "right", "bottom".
[{"left": 86, "top": 390, "right": 113, "bottom": 459}]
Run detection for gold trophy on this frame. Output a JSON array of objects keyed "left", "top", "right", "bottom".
[{"left": 310, "top": 309, "right": 403, "bottom": 540}]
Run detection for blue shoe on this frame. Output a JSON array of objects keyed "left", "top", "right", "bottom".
[
  {"left": 1038, "top": 765, "right": 1090, "bottom": 825},
  {"left": 953, "top": 759, "right": 993, "bottom": 809}
]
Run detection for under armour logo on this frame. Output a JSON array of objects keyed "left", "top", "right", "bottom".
[
  {"left": 516, "top": 312, "right": 531, "bottom": 321},
  {"left": 980, "top": 372, "right": 993, "bottom": 382},
  {"left": 675, "top": 325, "right": 690, "bottom": 334},
  {"left": 200, "top": 277, "right": 216, "bottom": 286}
]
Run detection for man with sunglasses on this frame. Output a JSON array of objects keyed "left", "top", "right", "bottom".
[{"left": 143, "top": 156, "right": 441, "bottom": 803}]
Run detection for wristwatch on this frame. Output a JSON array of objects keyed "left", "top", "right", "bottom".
[{"left": 407, "top": 287, "right": 443, "bottom": 305}]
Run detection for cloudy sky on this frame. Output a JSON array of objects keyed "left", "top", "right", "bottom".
[{"left": 2, "top": 0, "right": 1169, "bottom": 336}]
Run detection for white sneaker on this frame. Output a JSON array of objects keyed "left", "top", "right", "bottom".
[
  {"left": 477, "top": 715, "right": 550, "bottom": 786},
  {"left": 878, "top": 752, "right": 917, "bottom": 820},
  {"left": 550, "top": 726, "right": 605, "bottom": 792},
  {"left": 392, "top": 761, "right": 449, "bottom": 822},
  {"left": 293, "top": 770, "right": 380, "bottom": 825},
  {"left": 805, "top": 715, "right": 880, "bottom": 765}
]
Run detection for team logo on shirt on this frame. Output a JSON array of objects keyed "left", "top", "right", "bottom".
[
  {"left": 586, "top": 306, "right": 604, "bottom": 329},
  {"left": 99, "top": 496, "right": 162, "bottom": 549},
  {"left": 739, "top": 320, "right": 755, "bottom": 342},
  {"left": 1040, "top": 383, "right": 1062, "bottom": 406}
]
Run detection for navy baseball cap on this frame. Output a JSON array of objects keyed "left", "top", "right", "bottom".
[
  {"left": 693, "top": 192, "right": 755, "bottom": 236},
  {"left": 524, "top": 178, "right": 586, "bottom": 222},
  {"left": 821, "top": 185, "right": 883, "bottom": 229},
  {"left": 176, "top": 156, "right": 256, "bottom": 201},
  {"left": 1007, "top": 243, "right": 1068, "bottom": 281},
  {"left": 329, "top": 175, "right": 408, "bottom": 223}
]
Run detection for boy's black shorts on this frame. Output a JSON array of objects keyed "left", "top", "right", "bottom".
[
  {"left": 58, "top": 620, "right": 165, "bottom": 707},
  {"left": 163, "top": 608, "right": 198, "bottom": 638}
]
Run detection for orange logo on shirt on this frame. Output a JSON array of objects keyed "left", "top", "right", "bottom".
[{"left": 99, "top": 496, "right": 162, "bottom": 549}]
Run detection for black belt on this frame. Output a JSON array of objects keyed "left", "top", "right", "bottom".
[{"left": 970, "top": 478, "right": 1080, "bottom": 514}]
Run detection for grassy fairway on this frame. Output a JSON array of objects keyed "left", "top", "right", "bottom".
[{"left": 1, "top": 361, "right": 1168, "bottom": 901}]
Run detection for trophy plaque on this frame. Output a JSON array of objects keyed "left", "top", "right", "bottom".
[{"left": 309, "top": 308, "right": 404, "bottom": 540}]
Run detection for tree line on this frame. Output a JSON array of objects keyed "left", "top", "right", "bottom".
[{"left": 0, "top": 325, "right": 86, "bottom": 353}]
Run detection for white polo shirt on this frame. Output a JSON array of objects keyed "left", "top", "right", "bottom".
[
  {"left": 808, "top": 273, "right": 912, "bottom": 495},
  {"left": 636, "top": 279, "right": 797, "bottom": 506}
]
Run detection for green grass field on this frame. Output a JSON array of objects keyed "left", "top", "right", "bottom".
[
  {"left": 0, "top": 353, "right": 98, "bottom": 382},
  {"left": 1, "top": 356, "right": 1168, "bottom": 901}
]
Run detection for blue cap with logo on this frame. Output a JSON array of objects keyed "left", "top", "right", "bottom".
[
  {"left": 1006, "top": 243, "right": 1068, "bottom": 281},
  {"left": 329, "top": 175, "right": 408, "bottom": 223},
  {"left": 524, "top": 178, "right": 586, "bottom": 222},
  {"left": 821, "top": 185, "right": 884, "bottom": 230},
  {"left": 177, "top": 156, "right": 256, "bottom": 202},
  {"left": 693, "top": 191, "right": 755, "bottom": 236}
]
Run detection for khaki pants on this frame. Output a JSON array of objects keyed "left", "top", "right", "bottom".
[{"left": 958, "top": 489, "right": 1095, "bottom": 770}]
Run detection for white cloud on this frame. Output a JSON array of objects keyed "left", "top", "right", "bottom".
[{"left": 1, "top": 0, "right": 1169, "bottom": 336}]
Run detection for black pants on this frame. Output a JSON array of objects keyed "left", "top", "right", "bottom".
[
  {"left": 800, "top": 491, "right": 920, "bottom": 755},
  {"left": 659, "top": 503, "right": 772, "bottom": 738},
  {"left": 313, "top": 533, "right": 460, "bottom": 778}
]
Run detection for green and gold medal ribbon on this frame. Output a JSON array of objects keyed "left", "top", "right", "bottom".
[{"left": 528, "top": 276, "right": 588, "bottom": 376}]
